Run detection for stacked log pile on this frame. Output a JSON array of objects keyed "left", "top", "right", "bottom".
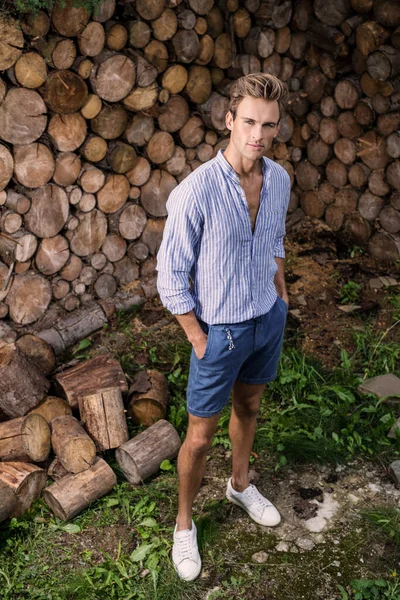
[
  {"left": 0, "top": 343, "right": 180, "bottom": 522},
  {"left": 0, "top": 0, "right": 399, "bottom": 332}
]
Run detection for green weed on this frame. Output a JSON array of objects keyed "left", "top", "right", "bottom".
[
  {"left": 338, "top": 576, "right": 400, "bottom": 599},
  {"left": 341, "top": 281, "right": 362, "bottom": 304},
  {"left": 363, "top": 508, "right": 400, "bottom": 547}
]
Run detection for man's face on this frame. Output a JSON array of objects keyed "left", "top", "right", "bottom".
[{"left": 226, "top": 96, "right": 280, "bottom": 161}]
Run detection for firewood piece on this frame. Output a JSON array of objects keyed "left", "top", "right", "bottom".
[
  {"left": 79, "top": 21, "right": 106, "bottom": 57},
  {"left": 152, "top": 8, "right": 178, "bottom": 40},
  {"left": 128, "top": 242, "right": 149, "bottom": 262},
  {"left": 81, "top": 94, "right": 102, "bottom": 120},
  {"left": 14, "top": 143, "right": 55, "bottom": 189},
  {"left": 0, "top": 89, "right": 47, "bottom": 145},
  {"left": 0, "top": 145, "right": 13, "bottom": 192},
  {"left": 373, "top": 0, "right": 400, "bottom": 27},
  {"left": 387, "top": 132, "right": 400, "bottom": 159},
  {"left": 52, "top": 152, "right": 81, "bottom": 187},
  {"left": 14, "top": 52, "right": 47, "bottom": 89},
  {"left": 334, "top": 138, "right": 357, "bottom": 165},
  {"left": 325, "top": 205, "right": 344, "bottom": 231},
  {"left": 162, "top": 65, "right": 188, "bottom": 93},
  {"left": 357, "top": 131, "right": 389, "bottom": 170},
  {"left": 326, "top": 158, "right": 348, "bottom": 187},
  {"left": 0, "top": 344, "right": 50, "bottom": 418},
  {"left": 369, "top": 170, "right": 390, "bottom": 196},
  {"left": 300, "top": 191, "right": 325, "bottom": 218},
  {"left": 42, "top": 70, "right": 88, "bottom": 114},
  {"left": 82, "top": 135, "right": 108, "bottom": 162},
  {"left": 7, "top": 274, "right": 52, "bottom": 325},
  {"left": 369, "top": 232, "right": 400, "bottom": 262},
  {"left": 93, "top": 0, "right": 116, "bottom": 22},
  {"left": 52, "top": 0, "right": 89, "bottom": 37},
  {"left": 43, "top": 457, "right": 116, "bottom": 520},
  {"left": 0, "top": 211, "right": 22, "bottom": 234},
  {"left": 107, "top": 23, "right": 128, "bottom": 51},
  {"left": 172, "top": 29, "right": 200, "bottom": 63},
  {"left": 51, "top": 415, "right": 96, "bottom": 474},
  {"left": 334, "top": 80, "right": 359, "bottom": 110},
  {"left": 147, "top": 131, "right": 175, "bottom": 164},
  {"left": 79, "top": 193, "right": 96, "bottom": 213},
  {"left": 358, "top": 191, "right": 384, "bottom": 221},
  {"left": 158, "top": 95, "right": 189, "bottom": 133},
  {"left": 185, "top": 66, "right": 212, "bottom": 103},
  {"left": 349, "top": 164, "right": 368, "bottom": 188},
  {"left": 35, "top": 235, "right": 70, "bottom": 275},
  {"left": 48, "top": 457, "right": 69, "bottom": 480},
  {"left": 48, "top": 113, "right": 87, "bottom": 151},
  {"left": 70, "top": 210, "right": 107, "bottom": 257},
  {"left": 79, "top": 387, "right": 128, "bottom": 450},
  {"left": 80, "top": 167, "right": 106, "bottom": 193},
  {"left": 387, "top": 161, "right": 400, "bottom": 190},
  {"left": 356, "top": 21, "right": 390, "bottom": 56},
  {"left": 4, "top": 191, "right": 29, "bottom": 215},
  {"left": 61, "top": 255, "right": 83, "bottom": 281},
  {"left": 0, "top": 16, "right": 24, "bottom": 70},
  {"left": 94, "top": 273, "right": 117, "bottom": 298},
  {"left": 16, "top": 334, "right": 55, "bottom": 376},
  {"left": 188, "top": 0, "right": 214, "bottom": 14},
  {"left": 141, "top": 170, "right": 177, "bottom": 217},
  {"left": 91, "top": 53, "right": 135, "bottom": 102},
  {"left": 25, "top": 184, "right": 69, "bottom": 238},
  {"left": 123, "top": 83, "right": 159, "bottom": 112},
  {"left": 20, "top": 10, "right": 50, "bottom": 37},
  {"left": 307, "top": 137, "right": 330, "bottom": 166},
  {"left": 128, "top": 370, "right": 169, "bottom": 426},
  {"left": 0, "top": 462, "right": 46, "bottom": 517},
  {"left": 141, "top": 219, "right": 166, "bottom": 255},
  {"left": 116, "top": 420, "right": 181, "bottom": 485},
  {"left": 127, "top": 157, "right": 151, "bottom": 186},
  {"left": 113, "top": 256, "right": 139, "bottom": 285},
  {"left": 0, "top": 232, "right": 37, "bottom": 265},
  {"left": 54, "top": 353, "right": 127, "bottom": 409},
  {"left": 380, "top": 207, "right": 400, "bottom": 234},
  {"left": 342, "top": 213, "right": 371, "bottom": 246},
  {"left": 0, "top": 480, "right": 16, "bottom": 523},
  {"left": 367, "top": 46, "right": 400, "bottom": 82},
  {"left": 97, "top": 175, "right": 130, "bottom": 214},
  {"left": 179, "top": 116, "right": 205, "bottom": 148},
  {"left": 101, "top": 234, "right": 127, "bottom": 262},
  {"left": 0, "top": 414, "right": 50, "bottom": 462},
  {"left": 129, "top": 20, "right": 151, "bottom": 48},
  {"left": 91, "top": 253, "right": 107, "bottom": 271},
  {"left": 107, "top": 142, "right": 137, "bottom": 174}
]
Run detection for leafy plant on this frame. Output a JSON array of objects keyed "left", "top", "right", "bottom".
[
  {"left": 338, "top": 576, "right": 400, "bottom": 599},
  {"left": 341, "top": 281, "right": 362, "bottom": 304}
]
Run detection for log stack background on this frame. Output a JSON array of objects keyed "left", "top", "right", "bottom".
[{"left": 0, "top": 0, "right": 400, "bottom": 329}]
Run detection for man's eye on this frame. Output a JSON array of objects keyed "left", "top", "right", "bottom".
[{"left": 245, "top": 121, "right": 253, "bottom": 124}]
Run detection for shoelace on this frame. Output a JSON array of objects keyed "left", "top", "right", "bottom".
[
  {"left": 246, "top": 485, "right": 273, "bottom": 510},
  {"left": 175, "top": 531, "right": 195, "bottom": 560}
]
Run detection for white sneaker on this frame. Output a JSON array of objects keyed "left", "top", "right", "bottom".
[
  {"left": 172, "top": 520, "right": 202, "bottom": 581},
  {"left": 226, "top": 478, "right": 281, "bottom": 527}
]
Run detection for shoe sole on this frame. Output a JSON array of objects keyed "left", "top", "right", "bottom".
[
  {"left": 173, "top": 561, "right": 202, "bottom": 582},
  {"left": 226, "top": 494, "right": 281, "bottom": 527}
]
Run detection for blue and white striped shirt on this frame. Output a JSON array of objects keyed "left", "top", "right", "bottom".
[{"left": 156, "top": 149, "right": 291, "bottom": 325}]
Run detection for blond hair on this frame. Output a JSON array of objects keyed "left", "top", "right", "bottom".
[{"left": 229, "top": 73, "right": 288, "bottom": 122}]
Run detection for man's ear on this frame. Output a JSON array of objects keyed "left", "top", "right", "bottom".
[{"left": 226, "top": 111, "right": 233, "bottom": 130}]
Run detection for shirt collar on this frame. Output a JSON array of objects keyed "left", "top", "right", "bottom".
[{"left": 216, "top": 148, "right": 270, "bottom": 184}]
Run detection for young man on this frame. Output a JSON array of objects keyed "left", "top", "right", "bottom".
[{"left": 156, "top": 73, "right": 291, "bottom": 581}]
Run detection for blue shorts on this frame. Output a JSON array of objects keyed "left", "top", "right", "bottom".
[{"left": 186, "top": 296, "right": 288, "bottom": 418}]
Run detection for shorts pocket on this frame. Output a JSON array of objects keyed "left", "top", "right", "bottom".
[{"left": 198, "top": 324, "right": 213, "bottom": 361}]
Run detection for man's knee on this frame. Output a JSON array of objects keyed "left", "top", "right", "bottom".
[
  {"left": 233, "top": 401, "right": 260, "bottom": 420},
  {"left": 184, "top": 432, "right": 213, "bottom": 457}
]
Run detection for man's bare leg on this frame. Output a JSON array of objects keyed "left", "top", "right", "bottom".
[
  {"left": 176, "top": 413, "right": 220, "bottom": 531},
  {"left": 229, "top": 381, "right": 265, "bottom": 492}
]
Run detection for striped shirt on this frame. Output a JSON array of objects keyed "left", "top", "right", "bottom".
[{"left": 156, "top": 149, "right": 291, "bottom": 325}]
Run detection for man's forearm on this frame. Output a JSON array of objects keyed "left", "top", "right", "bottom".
[
  {"left": 274, "top": 257, "right": 288, "bottom": 303},
  {"left": 175, "top": 310, "right": 204, "bottom": 345}
]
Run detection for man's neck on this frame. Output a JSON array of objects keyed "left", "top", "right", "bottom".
[{"left": 222, "top": 145, "right": 263, "bottom": 179}]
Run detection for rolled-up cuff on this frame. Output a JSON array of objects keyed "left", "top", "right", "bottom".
[{"left": 159, "top": 290, "right": 195, "bottom": 315}]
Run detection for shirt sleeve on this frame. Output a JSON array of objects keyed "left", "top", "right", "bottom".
[
  {"left": 274, "top": 175, "right": 291, "bottom": 259},
  {"left": 156, "top": 183, "right": 203, "bottom": 315}
]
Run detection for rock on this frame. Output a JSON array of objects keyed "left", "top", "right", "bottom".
[
  {"left": 358, "top": 374, "right": 400, "bottom": 404},
  {"left": 296, "top": 295, "right": 307, "bottom": 306},
  {"left": 252, "top": 551, "right": 269, "bottom": 563},
  {"left": 389, "top": 461, "right": 400, "bottom": 488},
  {"left": 296, "top": 537, "right": 315, "bottom": 551},
  {"left": 369, "top": 276, "right": 398, "bottom": 289},
  {"left": 338, "top": 304, "right": 362, "bottom": 313},
  {"left": 388, "top": 417, "right": 400, "bottom": 439},
  {"left": 289, "top": 309, "right": 302, "bottom": 318},
  {"left": 275, "top": 541, "right": 290, "bottom": 552},
  {"left": 304, "top": 516, "right": 327, "bottom": 533},
  {"left": 347, "top": 494, "right": 360, "bottom": 503}
]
